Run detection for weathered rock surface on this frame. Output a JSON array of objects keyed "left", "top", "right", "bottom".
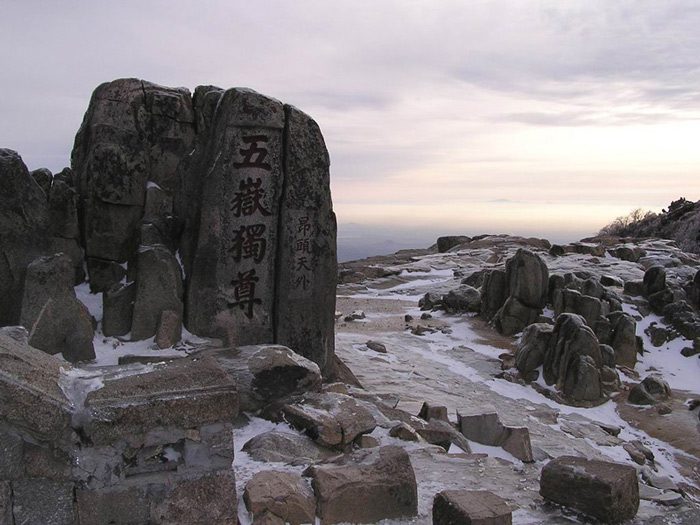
[
  {"left": 274, "top": 392, "right": 375, "bottom": 449},
  {"left": 241, "top": 430, "right": 335, "bottom": 465},
  {"left": 102, "top": 281, "right": 136, "bottom": 337},
  {"left": 305, "top": 445, "right": 418, "bottom": 524},
  {"left": 607, "top": 311, "right": 638, "bottom": 367},
  {"left": 543, "top": 314, "right": 610, "bottom": 404},
  {"left": 244, "top": 470, "right": 316, "bottom": 525},
  {"left": 628, "top": 375, "right": 671, "bottom": 405},
  {"left": 443, "top": 286, "right": 481, "bottom": 313},
  {"left": 457, "top": 412, "right": 533, "bottom": 462},
  {"left": 540, "top": 456, "right": 639, "bottom": 523},
  {"left": 0, "top": 149, "right": 50, "bottom": 326},
  {"left": 19, "top": 253, "right": 95, "bottom": 362},
  {"left": 72, "top": 78, "right": 196, "bottom": 269},
  {"left": 247, "top": 345, "right": 322, "bottom": 399},
  {"left": 433, "top": 490, "right": 512, "bottom": 525},
  {"left": 130, "top": 245, "right": 183, "bottom": 341},
  {"left": 437, "top": 235, "right": 471, "bottom": 252},
  {"left": 515, "top": 323, "right": 553, "bottom": 379},
  {"left": 480, "top": 269, "right": 507, "bottom": 321}
]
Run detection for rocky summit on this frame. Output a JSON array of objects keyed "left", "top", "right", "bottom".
[{"left": 0, "top": 80, "right": 699, "bottom": 525}]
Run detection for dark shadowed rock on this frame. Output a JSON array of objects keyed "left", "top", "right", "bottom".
[
  {"left": 494, "top": 297, "right": 539, "bottom": 336},
  {"left": 644, "top": 266, "right": 666, "bottom": 296},
  {"left": 30, "top": 167, "right": 53, "bottom": 196},
  {"left": 443, "top": 285, "right": 481, "bottom": 313},
  {"left": 130, "top": 245, "right": 183, "bottom": 341},
  {"left": 242, "top": 430, "right": 335, "bottom": 465},
  {"left": 540, "top": 456, "right": 639, "bottom": 523},
  {"left": 433, "top": 490, "right": 512, "bottom": 525},
  {"left": 419, "top": 292, "right": 442, "bottom": 311},
  {"left": 244, "top": 471, "right": 315, "bottom": 525},
  {"left": 306, "top": 445, "right": 418, "bottom": 524},
  {"left": 155, "top": 308, "right": 182, "bottom": 348},
  {"left": 275, "top": 106, "right": 337, "bottom": 375},
  {"left": 610, "top": 246, "right": 646, "bottom": 262},
  {"left": 608, "top": 311, "right": 638, "bottom": 367},
  {"left": 505, "top": 249, "right": 548, "bottom": 309},
  {"left": 102, "top": 281, "right": 136, "bottom": 337},
  {"left": 72, "top": 78, "right": 196, "bottom": 271},
  {"left": 86, "top": 257, "right": 126, "bottom": 293},
  {"left": 480, "top": 269, "right": 507, "bottom": 321},
  {"left": 543, "top": 314, "right": 606, "bottom": 404},
  {"left": 515, "top": 323, "right": 553, "bottom": 378},
  {"left": 628, "top": 375, "right": 671, "bottom": 405},
  {"left": 553, "top": 288, "right": 604, "bottom": 327},
  {"left": 437, "top": 235, "right": 471, "bottom": 252},
  {"left": 624, "top": 280, "right": 646, "bottom": 296},
  {"left": 247, "top": 345, "right": 322, "bottom": 400},
  {"left": 19, "top": 253, "right": 95, "bottom": 362},
  {"left": 0, "top": 149, "right": 50, "bottom": 325}
]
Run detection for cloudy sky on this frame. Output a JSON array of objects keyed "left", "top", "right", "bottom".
[{"left": 2, "top": 1, "right": 699, "bottom": 254}]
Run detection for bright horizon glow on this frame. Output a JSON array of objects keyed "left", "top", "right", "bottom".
[{"left": 1, "top": 1, "right": 698, "bottom": 248}]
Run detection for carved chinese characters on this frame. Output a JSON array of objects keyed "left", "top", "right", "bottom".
[{"left": 181, "top": 89, "right": 336, "bottom": 374}]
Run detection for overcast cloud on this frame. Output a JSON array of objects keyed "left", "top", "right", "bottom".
[{"left": 1, "top": 1, "right": 699, "bottom": 252}]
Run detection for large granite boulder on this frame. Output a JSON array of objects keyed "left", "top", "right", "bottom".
[
  {"left": 177, "top": 89, "right": 337, "bottom": 374},
  {"left": 480, "top": 269, "right": 507, "bottom": 321},
  {"left": 19, "top": 253, "right": 95, "bottom": 362},
  {"left": 491, "top": 249, "right": 549, "bottom": 335},
  {"left": 0, "top": 149, "right": 50, "bottom": 326},
  {"left": 540, "top": 456, "right": 639, "bottom": 522},
  {"left": 305, "top": 446, "right": 418, "bottom": 524},
  {"left": 628, "top": 375, "right": 671, "bottom": 405},
  {"left": 543, "top": 314, "right": 610, "bottom": 404},
  {"left": 437, "top": 235, "right": 471, "bottom": 252},
  {"left": 505, "top": 248, "right": 548, "bottom": 309},
  {"left": 71, "top": 78, "right": 196, "bottom": 290}
]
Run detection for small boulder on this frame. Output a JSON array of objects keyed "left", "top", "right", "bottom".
[
  {"left": 419, "top": 293, "right": 442, "bottom": 311},
  {"left": 628, "top": 376, "right": 671, "bottom": 405},
  {"left": 248, "top": 345, "right": 323, "bottom": 401},
  {"left": 243, "top": 471, "right": 315, "bottom": 525},
  {"left": 515, "top": 323, "right": 553, "bottom": 379},
  {"left": 19, "top": 253, "right": 95, "bottom": 362},
  {"left": 366, "top": 340, "right": 387, "bottom": 353},
  {"left": 305, "top": 445, "right": 418, "bottom": 524},
  {"left": 155, "top": 309, "right": 182, "bottom": 349},
  {"left": 433, "top": 490, "right": 512, "bottom": 525},
  {"left": 443, "top": 286, "right": 481, "bottom": 313},
  {"left": 241, "top": 430, "right": 335, "bottom": 465},
  {"left": 540, "top": 456, "right": 639, "bottom": 523},
  {"left": 643, "top": 266, "right": 666, "bottom": 296},
  {"left": 278, "top": 392, "right": 376, "bottom": 449},
  {"left": 418, "top": 402, "right": 449, "bottom": 423}
]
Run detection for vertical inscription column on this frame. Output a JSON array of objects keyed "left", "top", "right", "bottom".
[
  {"left": 186, "top": 89, "right": 284, "bottom": 345},
  {"left": 275, "top": 106, "right": 337, "bottom": 374}
]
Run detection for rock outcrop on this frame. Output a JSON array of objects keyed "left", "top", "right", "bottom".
[
  {"left": 1, "top": 79, "right": 337, "bottom": 374},
  {"left": 542, "top": 314, "right": 615, "bottom": 405},
  {"left": 483, "top": 249, "right": 549, "bottom": 336},
  {"left": 0, "top": 149, "right": 50, "bottom": 326}
]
